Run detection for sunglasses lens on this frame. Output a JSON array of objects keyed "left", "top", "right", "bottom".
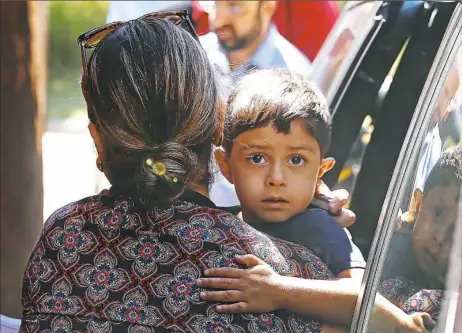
[
  {"left": 80, "top": 11, "right": 197, "bottom": 72},
  {"left": 86, "top": 25, "right": 119, "bottom": 47}
]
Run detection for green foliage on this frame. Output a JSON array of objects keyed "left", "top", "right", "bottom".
[
  {"left": 48, "top": 1, "right": 108, "bottom": 120},
  {"left": 49, "top": 1, "right": 108, "bottom": 75}
]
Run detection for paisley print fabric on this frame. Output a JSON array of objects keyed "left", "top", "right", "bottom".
[
  {"left": 379, "top": 276, "right": 443, "bottom": 320},
  {"left": 21, "top": 190, "right": 334, "bottom": 333}
]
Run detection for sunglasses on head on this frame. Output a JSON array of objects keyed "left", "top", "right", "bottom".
[{"left": 77, "top": 10, "right": 199, "bottom": 76}]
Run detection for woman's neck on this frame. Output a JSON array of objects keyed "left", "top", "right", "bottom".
[{"left": 189, "top": 184, "right": 209, "bottom": 198}]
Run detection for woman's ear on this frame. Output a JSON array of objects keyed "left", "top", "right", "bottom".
[
  {"left": 318, "top": 157, "right": 336, "bottom": 179},
  {"left": 214, "top": 148, "right": 234, "bottom": 184},
  {"left": 88, "top": 123, "right": 104, "bottom": 156}
]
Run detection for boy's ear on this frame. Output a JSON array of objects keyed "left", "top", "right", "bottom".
[
  {"left": 213, "top": 101, "right": 226, "bottom": 147},
  {"left": 214, "top": 148, "right": 234, "bottom": 184},
  {"left": 318, "top": 157, "right": 336, "bottom": 179}
]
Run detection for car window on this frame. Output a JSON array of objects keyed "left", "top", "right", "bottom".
[
  {"left": 310, "top": 1, "right": 382, "bottom": 104},
  {"left": 333, "top": 43, "right": 409, "bottom": 199},
  {"left": 362, "top": 43, "right": 462, "bottom": 333}
]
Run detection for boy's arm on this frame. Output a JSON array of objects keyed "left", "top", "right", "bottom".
[{"left": 198, "top": 255, "right": 434, "bottom": 333}]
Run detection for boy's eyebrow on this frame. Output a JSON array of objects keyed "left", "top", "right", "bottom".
[
  {"left": 288, "top": 146, "right": 317, "bottom": 154},
  {"left": 236, "top": 142, "right": 317, "bottom": 154},
  {"left": 237, "top": 142, "right": 270, "bottom": 151}
]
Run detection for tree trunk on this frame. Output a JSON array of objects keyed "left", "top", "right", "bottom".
[{"left": 0, "top": 1, "right": 47, "bottom": 318}]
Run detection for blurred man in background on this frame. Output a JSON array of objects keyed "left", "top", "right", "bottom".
[
  {"left": 195, "top": 1, "right": 339, "bottom": 61},
  {"left": 200, "top": 1, "right": 311, "bottom": 89}
]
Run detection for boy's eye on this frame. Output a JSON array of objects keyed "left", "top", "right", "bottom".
[
  {"left": 289, "top": 155, "right": 305, "bottom": 166},
  {"left": 248, "top": 153, "right": 266, "bottom": 165}
]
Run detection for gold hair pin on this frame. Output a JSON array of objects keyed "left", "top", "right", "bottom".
[{"left": 146, "top": 158, "right": 167, "bottom": 176}]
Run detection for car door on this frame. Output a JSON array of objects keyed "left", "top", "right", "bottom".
[
  {"left": 315, "top": 1, "right": 458, "bottom": 257},
  {"left": 310, "top": 1, "right": 423, "bottom": 200},
  {"left": 350, "top": 3, "right": 462, "bottom": 331}
]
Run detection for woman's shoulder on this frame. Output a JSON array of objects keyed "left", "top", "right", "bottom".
[
  {"left": 41, "top": 190, "right": 112, "bottom": 234},
  {"left": 22, "top": 197, "right": 331, "bottom": 331}
]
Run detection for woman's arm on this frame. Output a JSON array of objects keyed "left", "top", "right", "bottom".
[
  {"left": 197, "top": 255, "right": 434, "bottom": 333},
  {"left": 268, "top": 274, "right": 433, "bottom": 333}
]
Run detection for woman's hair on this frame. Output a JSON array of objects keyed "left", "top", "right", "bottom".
[{"left": 81, "top": 18, "right": 222, "bottom": 203}]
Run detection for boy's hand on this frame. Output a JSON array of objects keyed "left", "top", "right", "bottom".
[
  {"left": 197, "top": 254, "right": 283, "bottom": 313},
  {"left": 397, "top": 312, "right": 435, "bottom": 333},
  {"left": 316, "top": 180, "right": 356, "bottom": 228}
]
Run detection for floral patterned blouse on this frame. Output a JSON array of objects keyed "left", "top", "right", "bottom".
[{"left": 21, "top": 189, "right": 334, "bottom": 333}]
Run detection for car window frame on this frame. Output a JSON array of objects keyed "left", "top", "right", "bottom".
[
  {"left": 309, "top": 1, "right": 384, "bottom": 109},
  {"left": 349, "top": 3, "right": 462, "bottom": 332}
]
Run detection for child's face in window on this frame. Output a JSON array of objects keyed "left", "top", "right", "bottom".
[
  {"left": 216, "top": 119, "right": 334, "bottom": 223},
  {"left": 412, "top": 185, "right": 459, "bottom": 286}
]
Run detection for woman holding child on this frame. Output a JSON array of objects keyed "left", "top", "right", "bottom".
[{"left": 20, "top": 11, "right": 432, "bottom": 333}]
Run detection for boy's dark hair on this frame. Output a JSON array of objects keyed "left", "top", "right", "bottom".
[
  {"left": 222, "top": 68, "right": 331, "bottom": 156},
  {"left": 424, "top": 146, "right": 462, "bottom": 199}
]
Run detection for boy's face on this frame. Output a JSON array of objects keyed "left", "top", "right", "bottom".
[
  {"left": 412, "top": 185, "right": 459, "bottom": 286},
  {"left": 216, "top": 119, "right": 334, "bottom": 223}
]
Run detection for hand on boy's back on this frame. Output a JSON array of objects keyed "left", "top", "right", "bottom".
[
  {"left": 197, "top": 254, "right": 282, "bottom": 313},
  {"left": 315, "top": 180, "right": 356, "bottom": 228}
]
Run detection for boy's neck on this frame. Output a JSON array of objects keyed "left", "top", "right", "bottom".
[{"left": 241, "top": 209, "right": 291, "bottom": 225}]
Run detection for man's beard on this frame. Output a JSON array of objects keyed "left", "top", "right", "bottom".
[{"left": 217, "top": 15, "right": 263, "bottom": 52}]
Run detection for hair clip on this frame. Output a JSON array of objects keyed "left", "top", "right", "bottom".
[{"left": 146, "top": 158, "right": 167, "bottom": 176}]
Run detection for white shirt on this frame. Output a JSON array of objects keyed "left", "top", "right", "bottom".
[
  {"left": 414, "top": 124, "right": 443, "bottom": 191},
  {"left": 200, "top": 24, "right": 311, "bottom": 90},
  {"left": 0, "top": 315, "right": 21, "bottom": 333}
]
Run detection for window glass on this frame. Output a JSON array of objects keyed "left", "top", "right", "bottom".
[
  {"left": 333, "top": 115, "right": 374, "bottom": 198},
  {"left": 334, "top": 44, "right": 409, "bottom": 198},
  {"left": 310, "top": 1, "right": 380, "bottom": 101},
  {"left": 365, "top": 50, "right": 462, "bottom": 331}
]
